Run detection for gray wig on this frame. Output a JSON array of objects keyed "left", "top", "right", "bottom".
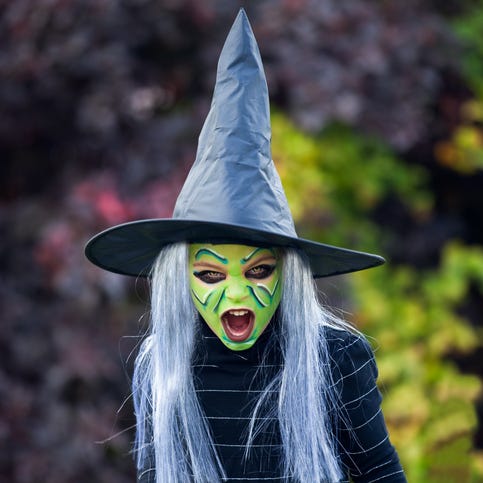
[{"left": 133, "top": 242, "right": 350, "bottom": 482}]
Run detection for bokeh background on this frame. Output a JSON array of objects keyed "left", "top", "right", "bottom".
[{"left": 1, "top": 1, "right": 483, "bottom": 481}]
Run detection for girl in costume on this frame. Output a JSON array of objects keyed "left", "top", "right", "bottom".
[{"left": 86, "top": 10, "right": 406, "bottom": 483}]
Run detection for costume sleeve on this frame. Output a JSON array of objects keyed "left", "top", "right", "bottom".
[{"left": 330, "top": 331, "right": 407, "bottom": 482}]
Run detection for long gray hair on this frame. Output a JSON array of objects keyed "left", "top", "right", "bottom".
[{"left": 133, "top": 242, "right": 350, "bottom": 482}]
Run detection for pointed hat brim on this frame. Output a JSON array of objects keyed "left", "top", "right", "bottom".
[{"left": 85, "top": 218, "right": 384, "bottom": 278}]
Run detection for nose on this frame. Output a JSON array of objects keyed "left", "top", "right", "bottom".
[{"left": 225, "top": 279, "right": 249, "bottom": 303}]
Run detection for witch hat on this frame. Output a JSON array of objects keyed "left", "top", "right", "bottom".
[{"left": 85, "top": 9, "right": 384, "bottom": 278}]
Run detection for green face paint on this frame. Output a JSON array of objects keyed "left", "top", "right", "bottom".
[{"left": 188, "top": 244, "right": 282, "bottom": 351}]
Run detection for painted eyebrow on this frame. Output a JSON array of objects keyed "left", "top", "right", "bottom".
[
  {"left": 241, "top": 248, "right": 276, "bottom": 264},
  {"left": 194, "top": 248, "right": 228, "bottom": 264}
]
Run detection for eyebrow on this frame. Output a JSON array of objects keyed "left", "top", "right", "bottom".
[
  {"left": 192, "top": 261, "right": 224, "bottom": 270},
  {"left": 241, "top": 248, "right": 276, "bottom": 264},
  {"left": 194, "top": 248, "right": 228, "bottom": 264}
]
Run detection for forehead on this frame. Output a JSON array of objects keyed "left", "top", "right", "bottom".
[{"left": 189, "top": 244, "right": 277, "bottom": 263}]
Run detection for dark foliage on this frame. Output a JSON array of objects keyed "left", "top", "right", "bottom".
[{"left": 1, "top": 0, "right": 481, "bottom": 481}]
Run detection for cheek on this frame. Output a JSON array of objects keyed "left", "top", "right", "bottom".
[
  {"left": 250, "top": 272, "right": 281, "bottom": 308},
  {"left": 191, "top": 280, "right": 226, "bottom": 313},
  {"left": 190, "top": 277, "right": 211, "bottom": 305}
]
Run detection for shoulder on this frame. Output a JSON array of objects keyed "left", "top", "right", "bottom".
[
  {"left": 324, "top": 326, "right": 376, "bottom": 374},
  {"left": 323, "top": 326, "right": 379, "bottom": 406}
]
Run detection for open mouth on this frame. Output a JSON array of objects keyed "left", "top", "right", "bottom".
[{"left": 221, "top": 309, "right": 255, "bottom": 342}]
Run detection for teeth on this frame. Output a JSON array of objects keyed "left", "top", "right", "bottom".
[{"left": 228, "top": 310, "right": 248, "bottom": 316}]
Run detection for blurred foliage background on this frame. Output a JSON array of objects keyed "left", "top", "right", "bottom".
[{"left": 1, "top": 1, "right": 483, "bottom": 482}]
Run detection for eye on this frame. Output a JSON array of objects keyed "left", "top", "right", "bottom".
[
  {"left": 245, "top": 264, "right": 276, "bottom": 280},
  {"left": 194, "top": 270, "right": 226, "bottom": 284}
]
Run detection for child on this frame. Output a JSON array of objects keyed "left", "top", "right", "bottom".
[{"left": 86, "top": 10, "right": 406, "bottom": 482}]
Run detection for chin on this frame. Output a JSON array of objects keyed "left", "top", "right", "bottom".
[{"left": 222, "top": 337, "right": 256, "bottom": 351}]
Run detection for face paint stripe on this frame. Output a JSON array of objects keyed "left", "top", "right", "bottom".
[
  {"left": 195, "top": 248, "right": 228, "bottom": 264},
  {"left": 241, "top": 247, "right": 263, "bottom": 264},
  {"left": 191, "top": 287, "right": 213, "bottom": 306},
  {"left": 240, "top": 247, "right": 276, "bottom": 264},
  {"left": 247, "top": 285, "right": 268, "bottom": 308},
  {"left": 256, "top": 279, "right": 280, "bottom": 300},
  {"left": 212, "top": 287, "right": 226, "bottom": 312}
]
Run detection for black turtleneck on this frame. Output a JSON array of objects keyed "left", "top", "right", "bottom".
[{"left": 138, "top": 319, "right": 406, "bottom": 482}]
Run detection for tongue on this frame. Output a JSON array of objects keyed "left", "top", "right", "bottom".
[
  {"left": 228, "top": 315, "right": 248, "bottom": 330},
  {"left": 222, "top": 313, "right": 253, "bottom": 341}
]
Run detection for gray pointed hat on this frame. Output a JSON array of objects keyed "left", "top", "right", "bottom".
[{"left": 85, "top": 9, "right": 384, "bottom": 278}]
